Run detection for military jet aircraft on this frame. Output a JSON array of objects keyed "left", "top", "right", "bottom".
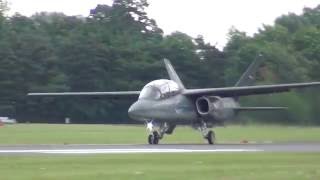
[{"left": 28, "top": 58, "right": 320, "bottom": 145}]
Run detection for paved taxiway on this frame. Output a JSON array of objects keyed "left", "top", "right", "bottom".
[{"left": 0, "top": 143, "right": 320, "bottom": 155}]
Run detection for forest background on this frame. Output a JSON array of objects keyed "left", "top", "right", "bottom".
[{"left": 1, "top": 0, "right": 320, "bottom": 124}]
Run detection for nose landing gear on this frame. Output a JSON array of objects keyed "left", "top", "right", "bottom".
[
  {"left": 146, "top": 121, "right": 176, "bottom": 145},
  {"left": 148, "top": 131, "right": 160, "bottom": 145},
  {"left": 146, "top": 121, "right": 161, "bottom": 145}
]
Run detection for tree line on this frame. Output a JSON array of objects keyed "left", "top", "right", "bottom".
[{"left": 0, "top": 0, "right": 319, "bottom": 124}]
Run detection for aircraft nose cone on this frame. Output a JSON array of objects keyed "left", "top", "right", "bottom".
[
  {"left": 128, "top": 103, "right": 136, "bottom": 114},
  {"left": 128, "top": 101, "right": 141, "bottom": 120}
]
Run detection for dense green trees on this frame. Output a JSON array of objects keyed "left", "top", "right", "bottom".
[
  {"left": 0, "top": 1, "right": 319, "bottom": 124},
  {"left": 224, "top": 5, "right": 320, "bottom": 125}
]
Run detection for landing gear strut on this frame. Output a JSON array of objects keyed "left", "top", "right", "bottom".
[
  {"left": 195, "top": 121, "right": 216, "bottom": 145},
  {"left": 146, "top": 121, "right": 175, "bottom": 145}
]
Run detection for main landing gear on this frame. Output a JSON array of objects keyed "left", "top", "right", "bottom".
[
  {"left": 195, "top": 121, "right": 216, "bottom": 145},
  {"left": 205, "top": 130, "right": 215, "bottom": 145},
  {"left": 146, "top": 121, "right": 176, "bottom": 145}
]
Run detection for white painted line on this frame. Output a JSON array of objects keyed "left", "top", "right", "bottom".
[{"left": 0, "top": 149, "right": 263, "bottom": 154}]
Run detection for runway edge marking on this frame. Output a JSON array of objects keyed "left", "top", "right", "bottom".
[{"left": 0, "top": 148, "right": 263, "bottom": 154}]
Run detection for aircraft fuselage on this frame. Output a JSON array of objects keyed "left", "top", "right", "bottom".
[
  {"left": 128, "top": 94, "right": 197, "bottom": 123},
  {"left": 128, "top": 89, "right": 239, "bottom": 125}
]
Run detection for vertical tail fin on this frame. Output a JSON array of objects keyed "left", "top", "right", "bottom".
[
  {"left": 163, "top": 59, "right": 186, "bottom": 90},
  {"left": 235, "top": 54, "right": 264, "bottom": 87}
]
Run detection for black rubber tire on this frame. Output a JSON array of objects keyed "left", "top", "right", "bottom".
[
  {"left": 148, "top": 134, "right": 153, "bottom": 144},
  {"left": 152, "top": 132, "right": 159, "bottom": 145},
  {"left": 207, "top": 130, "right": 215, "bottom": 145}
]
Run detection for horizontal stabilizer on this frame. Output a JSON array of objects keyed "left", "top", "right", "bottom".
[{"left": 234, "top": 107, "right": 288, "bottom": 111}]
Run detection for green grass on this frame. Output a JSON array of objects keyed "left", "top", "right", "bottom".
[
  {"left": 1, "top": 124, "right": 320, "bottom": 180},
  {"left": 0, "top": 153, "right": 319, "bottom": 180},
  {"left": 0, "top": 124, "right": 320, "bottom": 144}
]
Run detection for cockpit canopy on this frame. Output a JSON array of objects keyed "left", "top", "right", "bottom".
[{"left": 139, "top": 79, "right": 181, "bottom": 100}]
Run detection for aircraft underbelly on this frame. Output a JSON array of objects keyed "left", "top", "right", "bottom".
[
  {"left": 129, "top": 95, "right": 197, "bottom": 123},
  {"left": 151, "top": 95, "right": 197, "bottom": 122}
]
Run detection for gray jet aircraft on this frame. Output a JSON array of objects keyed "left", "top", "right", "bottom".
[{"left": 29, "top": 58, "right": 320, "bottom": 144}]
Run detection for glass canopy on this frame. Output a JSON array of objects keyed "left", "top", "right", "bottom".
[{"left": 139, "top": 79, "right": 181, "bottom": 100}]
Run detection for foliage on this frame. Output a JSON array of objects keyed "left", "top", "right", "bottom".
[
  {"left": 224, "top": 5, "right": 320, "bottom": 125},
  {"left": 0, "top": 1, "right": 320, "bottom": 124},
  {"left": 0, "top": 0, "right": 8, "bottom": 16}
]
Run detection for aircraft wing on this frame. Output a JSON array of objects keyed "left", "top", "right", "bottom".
[
  {"left": 28, "top": 91, "right": 140, "bottom": 98},
  {"left": 234, "top": 107, "right": 288, "bottom": 111},
  {"left": 183, "top": 82, "right": 320, "bottom": 97}
]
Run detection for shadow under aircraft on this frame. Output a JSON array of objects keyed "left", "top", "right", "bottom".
[{"left": 29, "top": 58, "right": 320, "bottom": 144}]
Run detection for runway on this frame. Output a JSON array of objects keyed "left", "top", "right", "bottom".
[{"left": 0, "top": 143, "right": 320, "bottom": 155}]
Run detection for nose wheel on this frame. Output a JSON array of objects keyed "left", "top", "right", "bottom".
[
  {"left": 146, "top": 121, "right": 174, "bottom": 145},
  {"left": 148, "top": 131, "right": 160, "bottom": 145}
]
